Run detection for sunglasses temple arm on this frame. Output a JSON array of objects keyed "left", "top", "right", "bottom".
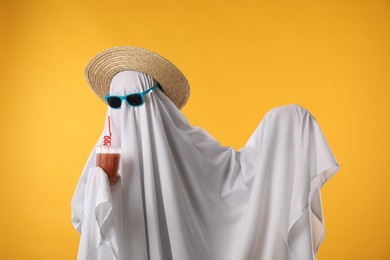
[{"left": 144, "top": 85, "right": 159, "bottom": 95}]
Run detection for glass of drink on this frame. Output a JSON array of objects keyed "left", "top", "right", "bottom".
[{"left": 96, "top": 145, "right": 121, "bottom": 184}]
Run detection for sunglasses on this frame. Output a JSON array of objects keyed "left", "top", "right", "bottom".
[{"left": 105, "top": 85, "right": 160, "bottom": 109}]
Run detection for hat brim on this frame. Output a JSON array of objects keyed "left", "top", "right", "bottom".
[{"left": 85, "top": 46, "right": 190, "bottom": 110}]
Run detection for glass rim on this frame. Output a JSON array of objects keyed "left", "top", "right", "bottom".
[{"left": 96, "top": 144, "right": 121, "bottom": 153}]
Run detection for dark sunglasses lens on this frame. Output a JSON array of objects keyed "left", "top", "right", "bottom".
[
  {"left": 126, "top": 94, "right": 143, "bottom": 106},
  {"left": 107, "top": 97, "right": 122, "bottom": 108}
]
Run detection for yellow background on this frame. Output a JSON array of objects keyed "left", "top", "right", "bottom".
[{"left": 1, "top": 0, "right": 389, "bottom": 259}]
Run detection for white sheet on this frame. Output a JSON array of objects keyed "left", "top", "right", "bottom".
[{"left": 71, "top": 71, "right": 340, "bottom": 260}]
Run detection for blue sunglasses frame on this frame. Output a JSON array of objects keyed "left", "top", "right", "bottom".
[{"left": 105, "top": 85, "right": 160, "bottom": 109}]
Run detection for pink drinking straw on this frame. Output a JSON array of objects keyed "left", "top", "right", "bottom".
[{"left": 103, "top": 116, "right": 112, "bottom": 146}]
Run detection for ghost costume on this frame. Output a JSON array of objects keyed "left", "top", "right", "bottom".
[{"left": 71, "top": 71, "right": 340, "bottom": 260}]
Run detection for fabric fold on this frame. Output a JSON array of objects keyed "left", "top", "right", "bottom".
[{"left": 77, "top": 167, "right": 120, "bottom": 260}]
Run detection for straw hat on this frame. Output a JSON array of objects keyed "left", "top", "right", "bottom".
[{"left": 85, "top": 46, "right": 190, "bottom": 110}]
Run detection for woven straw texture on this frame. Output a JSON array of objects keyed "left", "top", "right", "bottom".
[{"left": 85, "top": 46, "right": 190, "bottom": 110}]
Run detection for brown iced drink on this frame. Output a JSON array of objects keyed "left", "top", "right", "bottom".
[{"left": 96, "top": 145, "right": 121, "bottom": 184}]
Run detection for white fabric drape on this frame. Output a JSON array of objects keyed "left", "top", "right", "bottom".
[{"left": 71, "top": 71, "right": 340, "bottom": 260}]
